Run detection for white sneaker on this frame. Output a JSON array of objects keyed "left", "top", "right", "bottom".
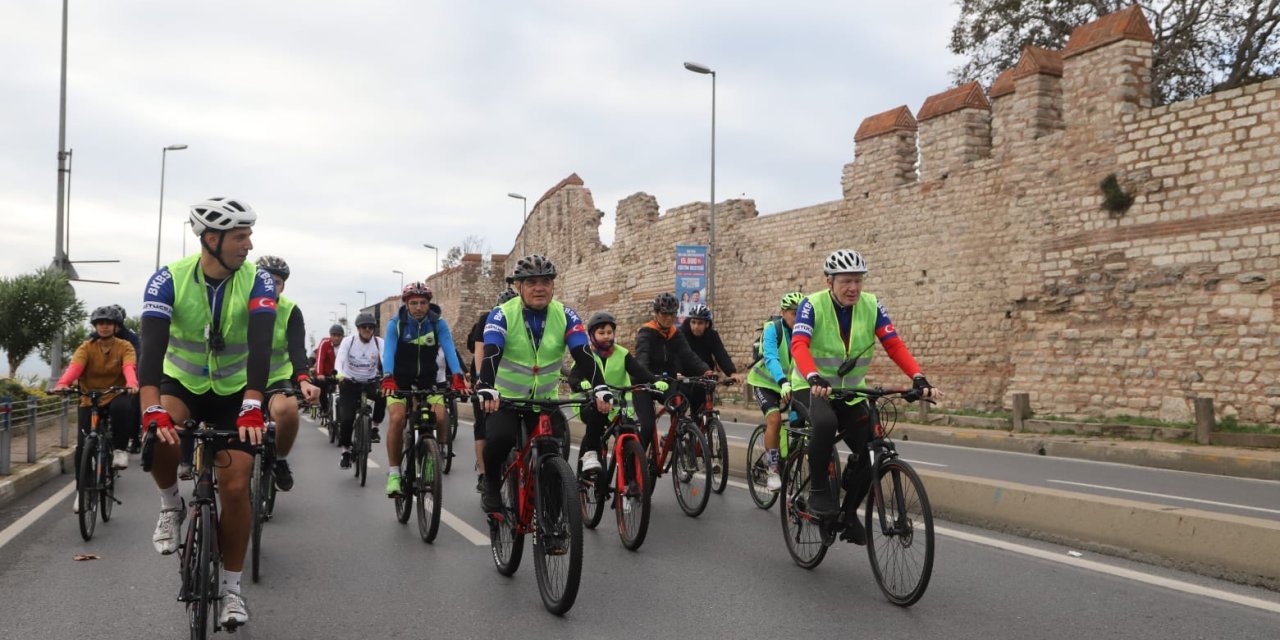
[
  {"left": 178, "top": 462, "right": 194, "bottom": 481},
  {"left": 152, "top": 506, "right": 185, "bottom": 555},
  {"left": 581, "top": 451, "right": 602, "bottom": 473},
  {"left": 112, "top": 450, "right": 129, "bottom": 470},
  {"left": 219, "top": 591, "right": 249, "bottom": 629},
  {"left": 766, "top": 471, "right": 782, "bottom": 492},
  {"left": 72, "top": 493, "right": 81, "bottom": 514}
]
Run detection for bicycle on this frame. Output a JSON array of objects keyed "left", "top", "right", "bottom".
[
  {"left": 390, "top": 387, "right": 444, "bottom": 543},
  {"left": 321, "top": 381, "right": 340, "bottom": 445},
  {"left": 487, "top": 394, "right": 588, "bottom": 615},
  {"left": 677, "top": 375, "right": 735, "bottom": 494},
  {"left": 250, "top": 387, "right": 306, "bottom": 584},
  {"left": 746, "top": 403, "right": 809, "bottom": 510},
  {"left": 577, "top": 383, "right": 657, "bottom": 551},
  {"left": 53, "top": 386, "right": 127, "bottom": 541},
  {"left": 343, "top": 378, "right": 382, "bottom": 487},
  {"left": 779, "top": 386, "right": 935, "bottom": 607},
  {"left": 444, "top": 390, "right": 460, "bottom": 474},
  {"left": 647, "top": 380, "right": 713, "bottom": 517}
]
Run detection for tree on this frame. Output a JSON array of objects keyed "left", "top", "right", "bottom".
[
  {"left": 949, "top": 0, "right": 1280, "bottom": 104},
  {"left": 440, "top": 235, "right": 487, "bottom": 269},
  {"left": 0, "top": 267, "right": 85, "bottom": 378}
]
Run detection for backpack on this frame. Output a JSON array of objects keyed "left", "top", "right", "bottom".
[{"left": 750, "top": 315, "right": 786, "bottom": 364}]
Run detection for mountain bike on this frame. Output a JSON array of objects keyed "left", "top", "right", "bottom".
[
  {"left": 487, "top": 395, "right": 588, "bottom": 615},
  {"left": 648, "top": 381, "right": 713, "bottom": 517},
  {"left": 677, "top": 376, "right": 734, "bottom": 494},
  {"left": 390, "top": 387, "right": 444, "bottom": 543},
  {"left": 54, "top": 386, "right": 127, "bottom": 541},
  {"left": 780, "top": 386, "right": 935, "bottom": 607},
  {"left": 444, "top": 390, "right": 460, "bottom": 473},
  {"left": 747, "top": 404, "right": 808, "bottom": 510},
  {"left": 577, "top": 383, "right": 657, "bottom": 551},
  {"left": 344, "top": 378, "right": 382, "bottom": 487}
]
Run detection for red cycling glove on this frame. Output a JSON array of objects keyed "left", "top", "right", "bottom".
[
  {"left": 451, "top": 373, "right": 467, "bottom": 392},
  {"left": 381, "top": 378, "right": 399, "bottom": 394},
  {"left": 236, "top": 403, "right": 265, "bottom": 430},
  {"left": 143, "top": 405, "right": 174, "bottom": 432}
]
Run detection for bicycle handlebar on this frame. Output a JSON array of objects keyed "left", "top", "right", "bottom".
[
  {"left": 827, "top": 387, "right": 933, "bottom": 404},
  {"left": 49, "top": 385, "right": 129, "bottom": 397},
  {"left": 499, "top": 395, "right": 592, "bottom": 410}
]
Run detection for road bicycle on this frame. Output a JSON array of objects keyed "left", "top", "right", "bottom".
[
  {"left": 648, "top": 380, "right": 713, "bottom": 517},
  {"left": 577, "top": 383, "right": 658, "bottom": 551},
  {"left": 390, "top": 387, "right": 444, "bottom": 543},
  {"left": 53, "top": 386, "right": 127, "bottom": 541},
  {"left": 780, "top": 386, "right": 935, "bottom": 607},
  {"left": 487, "top": 395, "right": 588, "bottom": 615},
  {"left": 250, "top": 387, "right": 306, "bottom": 583}
]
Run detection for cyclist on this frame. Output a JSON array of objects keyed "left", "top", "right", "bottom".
[
  {"left": 379, "top": 282, "right": 468, "bottom": 498},
  {"left": 474, "top": 254, "right": 609, "bottom": 515},
  {"left": 51, "top": 305, "right": 138, "bottom": 510},
  {"left": 108, "top": 303, "right": 144, "bottom": 453},
  {"left": 254, "top": 255, "right": 321, "bottom": 491},
  {"left": 568, "top": 311, "right": 667, "bottom": 473},
  {"left": 336, "top": 311, "right": 386, "bottom": 469},
  {"left": 745, "top": 291, "right": 804, "bottom": 491},
  {"left": 468, "top": 287, "right": 518, "bottom": 492},
  {"left": 139, "top": 196, "right": 276, "bottom": 629},
  {"left": 633, "top": 292, "right": 712, "bottom": 452},
  {"left": 678, "top": 303, "right": 744, "bottom": 408},
  {"left": 790, "top": 249, "right": 937, "bottom": 543},
  {"left": 315, "top": 324, "right": 344, "bottom": 431}
]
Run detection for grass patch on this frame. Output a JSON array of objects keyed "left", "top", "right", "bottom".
[
  {"left": 932, "top": 407, "right": 1010, "bottom": 420},
  {"left": 1217, "top": 416, "right": 1280, "bottom": 435}
]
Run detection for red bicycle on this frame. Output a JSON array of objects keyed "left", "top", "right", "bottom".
[
  {"left": 488, "top": 395, "right": 588, "bottom": 615},
  {"left": 577, "top": 383, "right": 660, "bottom": 551},
  {"left": 648, "top": 380, "right": 713, "bottom": 517}
]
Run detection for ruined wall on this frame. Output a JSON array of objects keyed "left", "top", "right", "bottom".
[{"left": 431, "top": 7, "right": 1280, "bottom": 424}]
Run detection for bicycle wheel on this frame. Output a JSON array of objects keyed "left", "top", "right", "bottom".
[
  {"left": 250, "top": 454, "right": 265, "bottom": 583},
  {"left": 707, "top": 416, "right": 729, "bottom": 494},
  {"left": 100, "top": 446, "right": 117, "bottom": 523},
  {"left": 395, "top": 430, "right": 414, "bottom": 524},
  {"left": 671, "top": 422, "right": 711, "bottom": 517},
  {"left": 616, "top": 438, "right": 651, "bottom": 551},
  {"left": 746, "top": 424, "right": 777, "bottom": 509},
  {"left": 533, "top": 455, "right": 583, "bottom": 615},
  {"left": 327, "top": 402, "right": 338, "bottom": 444},
  {"left": 188, "top": 505, "right": 217, "bottom": 640},
  {"left": 441, "top": 426, "right": 454, "bottom": 475},
  {"left": 780, "top": 448, "right": 829, "bottom": 569},
  {"left": 415, "top": 438, "right": 442, "bottom": 543},
  {"left": 77, "top": 438, "right": 98, "bottom": 541},
  {"left": 577, "top": 446, "right": 606, "bottom": 529},
  {"left": 865, "top": 459, "right": 935, "bottom": 607},
  {"left": 491, "top": 453, "right": 524, "bottom": 576},
  {"left": 447, "top": 396, "right": 459, "bottom": 443},
  {"left": 355, "top": 413, "right": 370, "bottom": 486}
]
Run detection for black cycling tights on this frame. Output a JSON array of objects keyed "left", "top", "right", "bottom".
[
  {"left": 481, "top": 407, "right": 568, "bottom": 496},
  {"left": 792, "top": 389, "right": 874, "bottom": 508}
]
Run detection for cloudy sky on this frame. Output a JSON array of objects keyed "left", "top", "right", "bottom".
[{"left": 2, "top": 0, "right": 963, "bottom": 377}]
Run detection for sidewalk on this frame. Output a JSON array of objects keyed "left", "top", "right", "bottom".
[{"left": 0, "top": 417, "right": 75, "bottom": 507}]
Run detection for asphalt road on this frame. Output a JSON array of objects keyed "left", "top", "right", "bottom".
[
  {"left": 712, "top": 415, "right": 1280, "bottom": 521},
  {"left": 1, "top": 414, "right": 1277, "bottom": 639}
]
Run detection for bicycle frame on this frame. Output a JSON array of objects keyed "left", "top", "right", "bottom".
[{"left": 507, "top": 411, "right": 558, "bottom": 535}]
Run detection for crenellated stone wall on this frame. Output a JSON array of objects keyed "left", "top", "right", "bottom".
[{"left": 429, "top": 6, "right": 1280, "bottom": 424}]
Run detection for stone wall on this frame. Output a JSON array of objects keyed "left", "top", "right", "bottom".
[{"left": 429, "top": 6, "right": 1280, "bottom": 424}]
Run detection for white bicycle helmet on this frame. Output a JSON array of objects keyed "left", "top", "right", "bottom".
[
  {"left": 189, "top": 197, "right": 257, "bottom": 235},
  {"left": 823, "top": 249, "right": 868, "bottom": 276}
]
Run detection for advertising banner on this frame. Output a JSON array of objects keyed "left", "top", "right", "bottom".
[{"left": 674, "top": 244, "right": 708, "bottom": 325}]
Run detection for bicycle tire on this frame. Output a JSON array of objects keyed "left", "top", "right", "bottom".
[
  {"left": 416, "top": 438, "right": 443, "bottom": 543},
  {"left": 779, "top": 448, "right": 829, "bottom": 569},
  {"left": 395, "top": 427, "right": 414, "bottom": 524},
  {"left": 491, "top": 453, "right": 524, "bottom": 576},
  {"left": 447, "top": 396, "right": 459, "bottom": 443},
  {"left": 77, "top": 437, "right": 98, "bottom": 541},
  {"left": 533, "top": 455, "right": 583, "bottom": 615},
  {"left": 355, "top": 413, "right": 370, "bottom": 486},
  {"left": 671, "top": 422, "right": 711, "bottom": 517},
  {"left": 189, "top": 504, "right": 217, "bottom": 640},
  {"left": 616, "top": 438, "right": 651, "bottom": 551},
  {"left": 707, "top": 416, "right": 729, "bottom": 494},
  {"left": 327, "top": 403, "right": 338, "bottom": 444},
  {"left": 865, "top": 458, "right": 935, "bottom": 607},
  {"left": 100, "top": 445, "right": 117, "bottom": 523},
  {"left": 441, "top": 428, "right": 454, "bottom": 475},
  {"left": 746, "top": 424, "right": 778, "bottom": 509},
  {"left": 250, "top": 454, "right": 265, "bottom": 583},
  {"left": 577, "top": 446, "right": 606, "bottom": 529}
]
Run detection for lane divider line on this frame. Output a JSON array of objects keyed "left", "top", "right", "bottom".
[
  {"left": 1046, "top": 479, "right": 1280, "bottom": 516},
  {"left": 0, "top": 480, "right": 75, "bottom": 550},
  {"left": 441, "top": 508, "right": 489, "bottom": 545}
]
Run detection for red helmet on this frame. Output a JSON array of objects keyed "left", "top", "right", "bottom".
[{"left": 402, "top": 282, "right": 432, "bottom": 301}]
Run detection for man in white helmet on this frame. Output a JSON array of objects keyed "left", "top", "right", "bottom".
[
  {"left": 789, "top": 249, "right": 938, "bottom": 544},
  {"left": 138, "top": 197, "right": 276, "bottom": 630}
]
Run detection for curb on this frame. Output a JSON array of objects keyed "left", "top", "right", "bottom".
[{"left": 0, "top": 449, "right": 75, "bottom": 509}]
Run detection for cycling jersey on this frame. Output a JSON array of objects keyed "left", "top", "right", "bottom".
[
  {"left": 746, "top": 318, "right": 792, "bottom": 391},
  {"left": 382, "top": 302, "right": 463, "bottom": 386},
  {"left": 337, "top": 334, "right": 383, "bottom": 382}
]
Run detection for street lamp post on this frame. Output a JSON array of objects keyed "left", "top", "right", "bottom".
[
  {"left": 49, "top": 0, "right": 72, "bottom": 379},
  {"left": 508, "top": 192, "right": 527, "bottom": 256},
  {"left": 356, "top": 289, "right": 367, "bottom": 309},
  {"left": 155, "top": 144, "right": 189, "bottom": 270},
  {"left": 339, "top": 303, "right": 349, "bottom": 326},
  {"left": 423, "top": 244, "right": 439, "bottom": 275},
  {"left": 392, "top": 269, "right": 404, "bottom": 290},
  {"left": 684, "top": 61, "right": 716, "bottom": 308}
]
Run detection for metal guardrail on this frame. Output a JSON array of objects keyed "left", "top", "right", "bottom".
[{"left": 0, "top": 395, "right": 71, "bottom": 476}]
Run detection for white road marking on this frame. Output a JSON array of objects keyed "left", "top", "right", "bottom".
[
  {"left": 0, "top": 480, "right": 76, "bottom": 550},
  {"left": 368, "top": 459, "right": 381, "bottom": 469},
  {"left": 441, "top": 509, "right": 490, "bottom": 545},
  {"left": 1046, "top": 480, "right": 1280, "bottom": 516},
  {"left": 937, "top": 524, "right": 1280, "bottom": 614}
]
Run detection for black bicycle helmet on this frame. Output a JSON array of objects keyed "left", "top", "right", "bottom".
[
  {"left": 496, "top": 288, "right": 519, "bottom": 305},
  {"left": 586, "top": 311, "right": 617, "bottom": 333},
  {"left": 511, "top": 254, "right": 557, "bottom": 281},
  {"left": 89, "top": 306, "right": 122, "bottom": 326},
  {"left": 329, "top": 324, "right": 345, "bottom": 337},
  {"left": 256, "top": 255, "right": 290, "bottom": 280},
  {"left": 653, "top": 292, "right": 679, "bottom": 314},
  {"left": 687, "top": 304, "right": 712, "bottom": 321},
  {"left": 354, "top": 312, "right": 376, "bottom": 328}
]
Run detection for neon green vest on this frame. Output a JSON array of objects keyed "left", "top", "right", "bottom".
[
  {"left": 747, "top": 318, "right": 792, "bottom": 392},
  {"left": 789, "top": 289, "right": 877, "bottom": 404},
  {"left": 494, "top": 297, "right": 568, "bottom": 400},
  {"left": 576, "top": 345, "right": 633, "bottom": 420},
  {"left": 162, "top": 255, "right": 257, "bottom": 395},
  {"left": 268, "top": 296, "right": 296, "bottom": 385}
]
